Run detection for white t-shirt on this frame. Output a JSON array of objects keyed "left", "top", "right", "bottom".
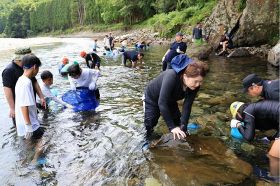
[
  {"left": 103, "top": 37, "right": 110, "bottom": 48},
  {"left": 36, "top": 80, "right": 67, "bottom": 106},
  {"left": 15, "top": 76, "right": 40, "bottom": 136},
  {"left": 69, "top": 68, "right": 100, "bottom": 90}
]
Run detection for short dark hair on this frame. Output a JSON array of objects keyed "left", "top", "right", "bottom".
[
  {"left": 22, "top": 54, "right": 41, "bottom": 69},
  {"left": 68, "top": 64, "right": 81, "bottom": 77},
  {"left": 41, "top": 70, "right": 53, "bottom": 80},
  {"left": 138, "top": 52, "right": 144, "bottom": 57}
]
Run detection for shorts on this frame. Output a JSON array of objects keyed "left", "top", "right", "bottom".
[{"left": 32, "top": 127, "right": 44, "bottom": 140}]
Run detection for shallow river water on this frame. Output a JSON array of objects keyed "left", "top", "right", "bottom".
[{"left": 0, "top": 38, "right": 279, "bottom": 185}]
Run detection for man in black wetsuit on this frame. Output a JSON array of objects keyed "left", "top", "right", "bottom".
[
  {"left": 242, "top": 74, "right": 279, "bottom": 101},
  {"left": 230, "top": 101, "right": 279, "bottom": 141},
  {"left": 80, "top": 51, "right": 101, "bottom": 70}
]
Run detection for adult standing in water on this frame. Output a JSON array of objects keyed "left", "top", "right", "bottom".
[
  {"left": 241, "top": 74, "right": 279, "bottom": 101},
  {"left": 144, "top": 54, "right": 208, "bottom": 140},
  {"left": 1, "top": 47, "right": 46, "bottom": 126},
  {"left": 162, "top": 32, "right": 187, "bottom": 71},
  {"left": 108, "top": 33, "right": 114, "bottom": 50}
]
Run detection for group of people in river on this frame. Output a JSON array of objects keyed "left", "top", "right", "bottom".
[{"left": 1, "top": 30, "right": 279, "bottom": 171}]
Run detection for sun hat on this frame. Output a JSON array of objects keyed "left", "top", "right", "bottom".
[
  {"left": 170, "top": 54, "right": 192, "bottom": 73},
  {"left": 14, "top": 47, "right": 32, "bottom": 61}
]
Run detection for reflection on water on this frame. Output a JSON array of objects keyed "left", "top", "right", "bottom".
[{"left": 0, "top": 38, "right": 278, "bottom": 185}]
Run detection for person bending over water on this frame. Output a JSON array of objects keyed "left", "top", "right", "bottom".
[
  {"left": 67, "top": 64, "right": 100, "bottom": 101},
  {"left": 122, "top": 51, "right": 144, "bottom": 68},
  {"left": 143, "top": 54, "right": 208, "bottom": 140},
  {"left": 230, "top": 101, "right": 279, "bottom": 158}
]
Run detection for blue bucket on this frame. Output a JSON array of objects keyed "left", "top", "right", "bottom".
[
  {"left": 231, "top": 128, "right": 243, "bottom": 139},
  {"left": 62, "top": 87, "right": 99, "bottom": 112}
]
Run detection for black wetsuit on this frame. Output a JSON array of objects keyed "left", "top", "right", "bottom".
[
  {"left": 122, "top": 51, "right": 138, "bottom": 66},
  {"left": 144, "top": 69, "right": 198, "bottom": 135},
  {"left": 162, "top": 41, "right": 187, "bottom": 71},
  {"left": 238, "top": 101, "right": 279, "bottom": 141},
  {"left": 261, "top": 80, "right": 279, "bottom": 101},
  {"left": 85, "top": 53, "right": 101, "bottom": 69}
]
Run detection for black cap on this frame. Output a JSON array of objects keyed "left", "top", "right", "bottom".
[{"left": 242, "top": 74, "right": 263, "bottom": 92}]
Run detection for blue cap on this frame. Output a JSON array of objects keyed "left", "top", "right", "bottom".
[{"left": 171, "top": 54, "right": 192, "bottom": 73}]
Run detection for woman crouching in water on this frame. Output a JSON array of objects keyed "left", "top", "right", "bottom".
[{"left": 144, "top": 54, "right": 208, "bottom": 140}]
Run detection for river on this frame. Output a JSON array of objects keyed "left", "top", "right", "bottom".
[{"left": 0, "top": 37, "right": 279, "bottom": 185}]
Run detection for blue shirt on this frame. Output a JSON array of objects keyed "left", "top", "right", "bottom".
[
  {"left": 124, "top": 51, "right": 138, "bottom": 62},
  {"left": 164, "top": 41, "right": 187, "bottom": 63}
]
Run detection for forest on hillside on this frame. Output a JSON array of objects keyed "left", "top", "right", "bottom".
[{"left": 0, "top": 0, "right": 218, "bottom": 38}]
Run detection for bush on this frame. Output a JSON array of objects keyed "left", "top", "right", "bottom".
[{"left": 146, "top": 1, "right": 216, "bottom": 37}]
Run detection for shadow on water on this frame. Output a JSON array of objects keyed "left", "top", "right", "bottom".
[{"left": 0, "top": 38, "right": 279, "bottom": 185}]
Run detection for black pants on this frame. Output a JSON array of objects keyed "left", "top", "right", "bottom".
[
  {"left": 32, "top": 127, "right": 44, "bottom": 140},
  {"left": 162, "top": 60, "right": 172, "bottom": 71},
  {"left": 95, "top": 88, "right": 100, "bottom": 100},
  {"left": 89, "top": 61, "right": 100, "bottom": 69},
  {"left": 122, "top": 54, "right": 128, "bottom": 66},
  {"left": 144, "top": 96, "right": 181, "bottom": 137}
]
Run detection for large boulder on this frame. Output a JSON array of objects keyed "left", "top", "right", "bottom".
[
  {"left": 187, "top": 43, "right": 213, "bottom": 60},
  {"left": 267, "top": 41, "right": 280, "bottom": 66},
  {"left": 204, "top": 0, "right": 241, "bottom": 48},
  {"left": 204, "top": 0, "right": 279, "bottom": 48},
  {"left": 234, "top": 0, "right": 279, "bottom": 46}
]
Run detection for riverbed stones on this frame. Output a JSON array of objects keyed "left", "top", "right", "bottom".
[{"left": 151, "top": 134, "right": 252, "bottom": 185}]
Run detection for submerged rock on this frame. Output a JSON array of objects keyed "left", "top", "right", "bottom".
[{"left": 150, "top": 134, "right": 252, "bottom": 185}]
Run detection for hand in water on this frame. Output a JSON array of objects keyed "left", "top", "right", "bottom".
[{"left": 171, "top": 127, "right": 186, "bottom": 140}]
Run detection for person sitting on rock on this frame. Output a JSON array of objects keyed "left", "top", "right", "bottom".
[{"left": 217, "top": 32, "right": 233, "bottom": 56}]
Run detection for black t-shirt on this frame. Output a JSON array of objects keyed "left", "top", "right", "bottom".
[
  {"left": 85, "top": 53, "right": 101, "bottom": 68},
  {"left": 124, "top": 51, "right": 138, "bottom": 62},
  {"left": 2, "top": 61, "right": 37, "bottom": 100},
  {"left": 164, "top": 41, "right": 187, "bottom": 63}
]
